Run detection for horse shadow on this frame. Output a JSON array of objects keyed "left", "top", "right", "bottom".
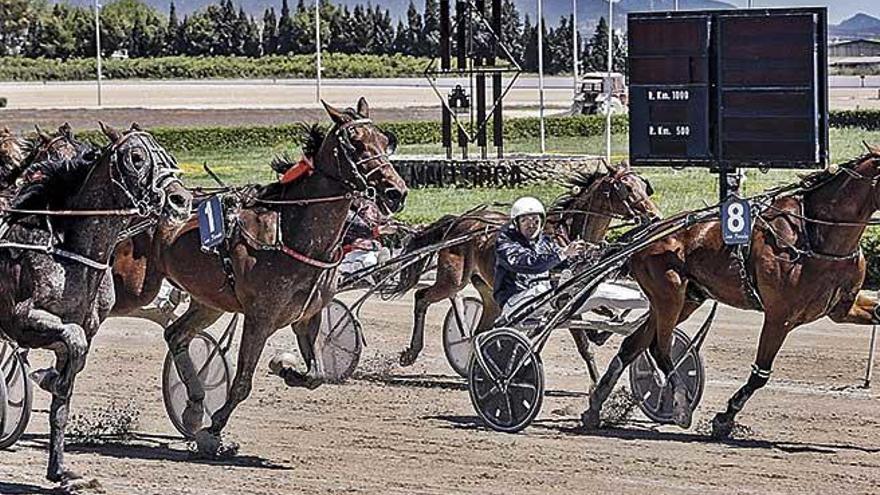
[
  {"left": 0, "top": 481, "right": 57, "bottom": 495},
  {"left": 355, "top": 372, "right": 587, "bottom": 398},
  {"left": 426, "top": 415, "right": 880, "bottom": 455},
  {"left": 20, "top": 432, "right": 292, "bottom": 471}
]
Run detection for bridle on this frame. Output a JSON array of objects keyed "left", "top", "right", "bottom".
[
  {"left": 103, "top": 131, "right": 182, "bottom": 217},
  {"left": 572, "top": 170, "right": 656, "bottom": 239}
]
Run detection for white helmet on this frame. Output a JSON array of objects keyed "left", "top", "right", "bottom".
[{"left": 510, "top": 196, "right": 546, "bottom": 221}]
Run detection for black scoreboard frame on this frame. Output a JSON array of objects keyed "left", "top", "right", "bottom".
[{"left": 628, "top": 7, "right": 828, "bottom": 171}]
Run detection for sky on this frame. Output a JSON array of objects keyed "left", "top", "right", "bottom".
[{"left": 710, "top": 1, "right": 879, "bottom": 24}]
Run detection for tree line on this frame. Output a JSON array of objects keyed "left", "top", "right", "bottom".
[{"left": 0, "top": 0, "right": 626, "bottom": 74}]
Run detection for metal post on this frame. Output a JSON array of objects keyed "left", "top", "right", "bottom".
[
  {"left": 572, "top": 0, "right": 578, "bottom": 95},
  {"left": 865, "top": 324, "right": 878, "bottom": 388},
  {"left": 94, "top": 0, "right": 103, "bottom": 107},
  {"left": 315, "top": 0, "right": 322, "bottom": 102},
  {"left": 674, "top": 0, "right": 678, "bottom": 11},
  {"left": 537, "top": 0, "right": 546, "bottom": 154},
  {"left": 604, "top": 0, "right": 613, "bottom": 166}
]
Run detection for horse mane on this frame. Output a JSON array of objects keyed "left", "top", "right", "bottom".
[
  {"left": 549, "top": 169, "right": 609, "bottom": 213},
  {"left": 797, "top": 151, "right": 876, "bottom": 192},
  {"left": 12, "top": 141, "right": 99, "bottom": 211},
  {"left": 270, "top": 123, "right": 327, "bottom": 174}
]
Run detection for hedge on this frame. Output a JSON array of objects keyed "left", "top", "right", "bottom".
[{"left": 0, "top": 54, "right": 433, "bottom": 81}]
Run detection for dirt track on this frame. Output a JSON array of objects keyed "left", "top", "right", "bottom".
[{"left": 1, "top": 293, "right": 878, "bottom": 495}]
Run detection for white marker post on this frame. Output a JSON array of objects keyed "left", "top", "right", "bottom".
[
  {"left": 537, "top": 0, "right": 546, "bottom": 154},
  {"left": 604, "top": 0, "right": 613, "bottom": 166},
  {"left": 315, "top": 0, "right": 322, "bottom": 102},
  {"left": 94, "top": 0, "right": 103, "bottom": 107}
]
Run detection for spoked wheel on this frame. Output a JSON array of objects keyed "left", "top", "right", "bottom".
[
  {"left": 468, "top": 328, "right": 544, "bottom": 433},
  {"left": 315, "top": 299, "right": 363, "bottom": 383},
  {"left": 162, "top": 331, "right": 233, "bottom": 439},
  {"left": 628, "top": 327, "right": 705, "bottom": 424},
  {"left": 0, "top": 342, "right": 32, "bottom": 450},
  {"left": 442, "top": 296, "right": 483, "bottom": 378}
]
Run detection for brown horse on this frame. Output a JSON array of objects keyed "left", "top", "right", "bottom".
[
  {"left": 157, "top": 98, "right": 407, "bottom": 454},
  {"left": 0, "top": 127, "right": 24, "bottom": 196},
  {"left": 583, "top": 145, "right": 880, "bottom": 437},
  {"left": 0, "top": 123, "right": 192, "bottom": 486},
  {"left": 390, "top": 164, "right": 660, "bottom": 375}
]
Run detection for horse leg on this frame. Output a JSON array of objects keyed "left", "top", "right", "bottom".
[
  {"left": 581, "top": 317, "right": 655, "bottom": 429},
  {"left": 196, "top": 315, "right": 272, "bottom": 455},
  {"left": 828, "top": 292, "right": 880, "bottom": 325},
  {"left": 283, "top": 316, "right": 324, "bottom": 389},
  {"left": 163, "top": 300, "right": 224, "bottom": 435},
  {"left": 20, "top": 310, "right": 89, "bottom": 484},
  {"left": 400, "top": 250, "right": 468, "bottom": 366},
  {"left": 711, "top": 318, "right": 790, "bottom": 439},
  {"left": 569, "top": 329, "right": 601, "bottom": 392},
  {"left": 470, "top": 274, "right": 500, "bottom": 333}
]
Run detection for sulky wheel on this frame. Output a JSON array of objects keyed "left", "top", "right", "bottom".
[
  {"left": 0, "top": 342, "right": 32, "bottom": 450},
  {"left": 442, "top": 296, "right": 483, "bottom": 378},
  {"left": 162, "top": 331, "right": 233, "bottom": 439},
  {"left": 628, "top": 327, "right": 705, "bottom": 424},
  {"left": 468, "top": 327, "right": 544, "bottom": 433},
  {"left": 315, "top": 299, "right": 363, "bottom": 383}
]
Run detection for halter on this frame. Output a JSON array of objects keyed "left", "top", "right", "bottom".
[
  {"left": 242, "top": 118, "right": 400, "bottom": 269},
  {"left": 572, "top": 170, "right": 654, "bottom": 239}
]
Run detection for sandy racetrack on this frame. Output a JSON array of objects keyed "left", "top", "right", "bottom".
[{"left": 1, "top": 292, "right": 878, "bottom": 495}]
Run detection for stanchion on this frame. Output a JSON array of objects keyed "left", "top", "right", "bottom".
[{"left": 864, "top": 324, "right": 878, "bottom": 389}]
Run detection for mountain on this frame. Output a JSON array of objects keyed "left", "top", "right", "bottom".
[
  {"left": 618, "top": 0, "right": 735, "bottom": 14},
  {"left": 830, "top": 13, "right": 880, "bottom": 40}
]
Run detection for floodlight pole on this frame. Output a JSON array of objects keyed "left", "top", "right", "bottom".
[
  {"left": 572, "top": 0, "right": 578, "bottom": 95},
  {"left": 604, "top": 0, "right": 613, "bottom": 166},
  {"left": 537, "top": 0, "right": 546, "bottom": 154},
  {"left": 94, "top": 0, "right": 103, "bottom": 107}
]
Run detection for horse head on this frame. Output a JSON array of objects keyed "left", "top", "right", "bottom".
[
  {"left": 98, "top": 122, "right": 192, "bottom": 227},
  {"left": 318, "top": 98, "right": 408, "bottom": 215}
]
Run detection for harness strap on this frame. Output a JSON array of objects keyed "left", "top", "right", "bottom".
[
  {"left": 0, "top": 241, "right": 110, "bottom": 270},
  {"left": 237, "top": 218, "right": 343, "bottom": 270}
]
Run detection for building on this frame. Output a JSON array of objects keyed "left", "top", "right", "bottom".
[{"left": 829, "top": 39, "right": 880, "bottom": 58}]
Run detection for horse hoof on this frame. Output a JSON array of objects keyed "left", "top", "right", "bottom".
[
  {"left": 710, "top": 415, "right": 733, "bottom": 439},
  {"left": 269, "top": 353, "right": 297, "bottom": 376},
  {"left": 194, "top": 429, "right": 239, "bottom": 458},
  {"left": 672, "top": 391, "right": 693, "bottom": 429},
  {"left": 580, "top": 409, "right": 601, "bottom": 431},
  {"left": 398, "top": 349, "right": 417, "bottom": 367},
  {"left": 62, "top": 476, "right": 102, "bottom": 493},
  {"left": 194, "top": 429, "right": 222, "bottom": 456}
]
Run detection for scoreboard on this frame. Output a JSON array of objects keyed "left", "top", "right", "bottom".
[{"left": 628, "top": 8, "right": 828, "bottom": 169}]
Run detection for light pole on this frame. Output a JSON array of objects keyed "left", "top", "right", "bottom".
[
  {"left": 94, "top": 0, "right": 103, "bottom": 107},
  {"left": 315, "top": 0, "right": 322, "bottom": 102},
  {"left": 604, "top": 0, "right": 613, "bottom": 166},
  {"left": 537, "top": 0, "right": 546, "bottom": 154}
]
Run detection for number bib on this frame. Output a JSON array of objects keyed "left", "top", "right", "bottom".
[
  {"left": 721, "top": 197, "right": 752, "bottom": 245},
  {"left": 198, "top": 196, "right": 225, "bottom": 249}
]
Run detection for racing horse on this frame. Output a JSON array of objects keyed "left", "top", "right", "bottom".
[
  {"left": 157, "top": 98, "right": 407, "bottom": 454},
  {"left": 583, "top": 144, "right": 880, "bottom": 437},
  {"left": 389, "top": 163, "right": 660, "bottom": 377},
  {"left": 0, "top": 123, "right": 192, "bottom": 486},
  {"left": 0, "top": 127, "right": 24, "bottom": 205}
]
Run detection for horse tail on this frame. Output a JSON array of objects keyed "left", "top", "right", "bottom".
[{"left": 383, "top": 215, "right": 460, "bottom": 297}]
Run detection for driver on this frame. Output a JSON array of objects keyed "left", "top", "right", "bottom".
[{"left": 494, "top": 196, "right": 585, "bottom": 317}]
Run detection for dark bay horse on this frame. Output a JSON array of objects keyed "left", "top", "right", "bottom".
[
  {"left": 0, "top": 123, "right": 192, "bottom": 486},
  {"left": 583, "top": 145, "right": 880, "bottom": 437},
  {"left": 389, "top": 164, "right": 660, "bottom": 375},
  {"left": 157, "top": 98, "right": 407, "bottom": 454}
]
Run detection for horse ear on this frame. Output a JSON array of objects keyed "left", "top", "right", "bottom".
[
  {"left": 34, "top": 124, "right": 51, "bottom": 143},
  {"left": 1, "top": 126, "right": 10, "bottom": 135},
  {"left": 129, "top": 122, "right": 143, "bottom": 132},
  {"left": 321, "top": 100, "right": 349, "bottom": 126},
  {"left": 356, "top": 97, "right": 370, "bottom": 118},
  {"left": 59, "top": 122, "right": 73, "bottom": 139},
  {"left": 863, "top": 140, "right": 880, "bottom": 156},
  {"left": 99, "top": 121, "right": 122, "bottom": 143}
]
